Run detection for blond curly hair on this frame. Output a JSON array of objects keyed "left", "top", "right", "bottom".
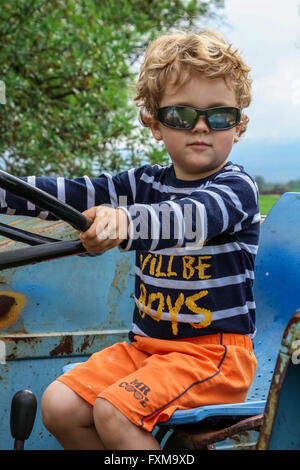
[{"left": 134, "top": 30, "right": 252, "bottom": 135}]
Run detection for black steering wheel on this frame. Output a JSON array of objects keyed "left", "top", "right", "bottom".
[{"left": 0, "top": 170, "right": 92, "bottom": 271}]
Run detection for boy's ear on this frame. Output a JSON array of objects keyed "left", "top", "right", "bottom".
[
  {"left": 233, "top": 126, "right": 240, "bottom": 143},
  {"left": 150, "top": 119, "right": 163, "bottom": 141},
  {"left": 234, "top": 113, "right": 247, "bottom": 143}
]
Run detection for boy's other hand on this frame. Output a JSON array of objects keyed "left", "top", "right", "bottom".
[{"left": 79, "top": 206, "right": 129, "bottom": 253}]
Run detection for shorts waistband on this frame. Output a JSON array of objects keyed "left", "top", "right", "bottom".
[{"left": 177, "top": 333, "right": 253, "bottom": 352}]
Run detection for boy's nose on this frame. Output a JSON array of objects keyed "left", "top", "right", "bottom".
[{"left": 192, "top": 116, "right": 210, "bottom": 133}]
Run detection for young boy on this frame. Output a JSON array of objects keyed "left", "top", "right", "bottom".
[{"left": 0, "top": 30, "right": 259, "bottom": 450}]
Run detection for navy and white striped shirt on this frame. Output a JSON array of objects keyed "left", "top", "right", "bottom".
[{"left": 0, "top": 161, "right": 260, "bottom": 340}]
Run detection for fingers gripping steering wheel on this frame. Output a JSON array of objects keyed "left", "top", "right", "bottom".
[{"left": 0, "top": 170, "right": 92, "bottom": 271}]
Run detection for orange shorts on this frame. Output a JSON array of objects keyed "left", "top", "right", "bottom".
[{"left": 57, "top": 333, "right": 257, "bottom": 432}]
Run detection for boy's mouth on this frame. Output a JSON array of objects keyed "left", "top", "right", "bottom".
[{"left": 188, "top": 141, "right": 211, "bottom": 148}]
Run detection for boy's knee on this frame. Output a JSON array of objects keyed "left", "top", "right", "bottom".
[
  {"left": 41, "top": 380, "right": 76, "bottom": 432},
  {"left": 93, "top": 398, "right": 127, "bottom": 430}
]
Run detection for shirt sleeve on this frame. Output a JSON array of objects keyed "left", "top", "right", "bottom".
[
  {"left": 0, "top": 170, "right": 136, "bottom": 220},
  {"left": 119, "top": 171, "right": 260, "bottom": 252}
]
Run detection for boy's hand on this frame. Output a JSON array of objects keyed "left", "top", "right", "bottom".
[{"left": 79, "top": 206, "right": 129, "bottom": 253}]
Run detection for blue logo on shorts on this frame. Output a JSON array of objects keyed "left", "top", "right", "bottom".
[{"left": 119, "top": 378, "right": 151, "bottom": 408}]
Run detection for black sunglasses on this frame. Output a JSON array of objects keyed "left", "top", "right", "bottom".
[{"left": 156, "top": 105, "right": 242, "bottom": 131}]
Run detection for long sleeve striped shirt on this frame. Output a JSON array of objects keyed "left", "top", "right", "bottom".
[{"left": 0, "top": 161, "right": 260, "bottom": 340}]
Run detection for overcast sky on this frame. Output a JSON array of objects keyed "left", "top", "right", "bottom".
[{"left": 206, "top": 0, "right": 300, "bottom": 142}]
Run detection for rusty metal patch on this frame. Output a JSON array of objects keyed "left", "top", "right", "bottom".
[
  {"left": 0, "top": 291, "right": 27, "bottom": 328},
  {"left": 50, "top": 335, "right": 73, "bottom": 356}
]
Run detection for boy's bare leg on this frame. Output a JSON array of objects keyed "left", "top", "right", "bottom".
[
  {"left": 93, "top": 397, "right": 161, "bottom": 450},
  {"left": 41, "top": 380, "right": 105, "bottom": 450}
]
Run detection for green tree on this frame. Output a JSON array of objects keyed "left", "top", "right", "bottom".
[
  {"left": 254, "top": 175, "right": 266, "bottom": 192},
  {"left": 0, "top": 0, "right": 224, "bottom": 177}
]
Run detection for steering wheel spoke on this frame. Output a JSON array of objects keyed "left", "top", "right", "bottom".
[{"left": 0, "top": 170, "right": 92, "bottom": 270}]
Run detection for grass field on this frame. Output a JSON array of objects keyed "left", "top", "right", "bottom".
[{"left": 259, "top": 194, "right": 280, "bottom": 215}]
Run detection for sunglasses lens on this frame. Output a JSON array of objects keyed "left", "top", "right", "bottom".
[
  {"left": 207, "top": 107, "right": 239, "bottom": 129},
  {"left": 157, "top": 106, "right": 241, "bottom": 130},
  {"left": 158, "top": 106, "right": 197, "bottom": 129}
]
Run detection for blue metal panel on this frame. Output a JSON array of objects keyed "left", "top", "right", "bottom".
[
  {"left": 0, "top": 216, "right": 135, "bottom": 334},
  {"left": 1, "top": 332, "right": 134, "bottom": 450},
  {"left": 1, "top": 356, "right": 69, "bottom": 450},
  {"left": 0, "top": 215, "right": 135, "bottom": 449},
  {"left": 247, "top": 192, "right": 300, "bottom": 402}
]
